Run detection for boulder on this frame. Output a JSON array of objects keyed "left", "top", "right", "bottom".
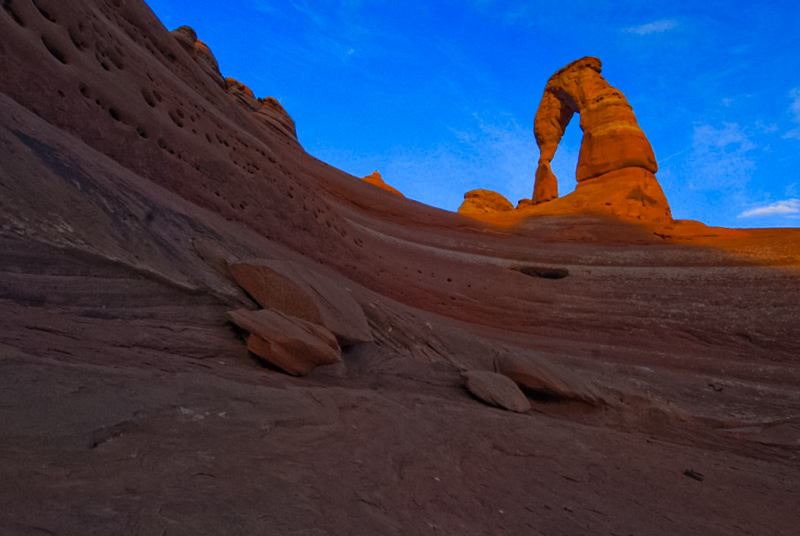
[
  {"left": 361, "top": 170, "right": 405, "bottom": 197},
  {"left": 458, "top": 189, "right": 515, "bottom": 216},
  {"left": 463, "top": 371, "right": 531, "bottom": 413},
  {"left": 494, "top": 354, "right": 602, "bottom": 405},
  {"left": 227, "top": 259, "right": 373, "bottom": 345},
  {"left": 227, "top": 308, "right": 341, "bottom": 376}
]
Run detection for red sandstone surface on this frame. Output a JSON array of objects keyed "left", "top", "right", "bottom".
[{"left": 0, "top": 1, "right": 798, "bottom": 534}]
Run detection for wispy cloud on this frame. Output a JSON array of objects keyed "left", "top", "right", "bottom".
[
  {"left": 248, "top": 0, "right": 386, "bottom": 70},
  {"left": 739, "top": 199, "right": 800, "bottom": 218},
  {"left": 623, "top": 19, "right": 678, "bottom": 35},
  {"left": 289, "top": 0, "right": 327, "bottom": 28},
  {"left": 686, "top": 122, "right": 755, "bottom": 192},
  {"left": 307, "top": 113, "right": 540, "bottom": 212},
  {"left": 438, "top": 114, "right": 539, "bottom": 207},
  {"left": 501, "top": 4, "right": 537, "bottom": 25},
  {"left": 252, "top": 0, "right": 282, "bottom": 16},
  {"left": 469, "top": 0, "right": 534, "bottom": 25},
  {"left": 755, "top": 120, "right": 778, "bottom": 134},
  {"left": 783, "top": 88, "right": 800, "bottom": 139},
  {"left": 790, "top": 88, "right": 800, "bottom": 120}
]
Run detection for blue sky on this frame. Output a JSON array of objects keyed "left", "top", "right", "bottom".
[{"left": 144, "top": 0, "right": 800, "bottom": 228}]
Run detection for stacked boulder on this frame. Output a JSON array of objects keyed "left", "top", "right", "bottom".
[{"left": 227, "top": 260, "right": 372, "bottom": 376}]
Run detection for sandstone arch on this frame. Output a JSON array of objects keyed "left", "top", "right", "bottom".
[{"left": 533, "top": 57, "right": 658, "bottom": 204}]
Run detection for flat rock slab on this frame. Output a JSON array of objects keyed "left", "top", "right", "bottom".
[
  {"left": 495, "top": 353, "right": 602, "bottom": 405},
  {"left": 228, "top": 308, "right": 341, "bottom": 376},
  {"left": 463, "top": 371, "right": 531, "bottom": 413},
  {"left": 228, "top": 260, "right": 372, "bottom": 346}
]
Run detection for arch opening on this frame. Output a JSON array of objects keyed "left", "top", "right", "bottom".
[{"left": 531, "top": 57, "right": 658, "bottom": 205}]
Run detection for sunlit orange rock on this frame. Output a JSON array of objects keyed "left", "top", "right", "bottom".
[
  {"left": 361, "top": 170, "right": 405, "bottom": 197},
  {"left": 225, "top": 77, "right": 255, "bottom": 98},
  {"left": 534, "top": 56, "right": 658, "bottom": 197},
  {"left": 1, "top": 1, "right": 798, "bottom": 531},
  {"left": 527, "top": 57, "right": 670, "bottom": 222},
  {"left": 520, "top": 168, "right": 672, "bottom": 222},
  {"left": 458, "top": 189, "right": 515, "bottom": 216}
]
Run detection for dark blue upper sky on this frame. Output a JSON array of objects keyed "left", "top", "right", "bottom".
[{"left": 145, "top": 0, "right": 800, "bottom": 228}]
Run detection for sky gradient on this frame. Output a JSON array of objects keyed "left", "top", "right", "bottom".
[{"left": 144, "top": 0, "right": 800, "bottom": 228}]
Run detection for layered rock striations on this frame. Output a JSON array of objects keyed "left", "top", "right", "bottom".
[
  {"left": 227, "top": 308, "right": 342, "bottom": 376},
  {"left": 0, "top": 2, "right": 799, "bottom": 535},
  {"left": 227, "top": 259, "right": 373, "bottom": 346},
  {"left": 459, "top": 57, "right": 672, "bottom": 224},
  {"left": 533, "top": 57, "right": 657, "bottom": 200},
  {"left": 528, "top": 57, "right": 671, "bottom": 221}
]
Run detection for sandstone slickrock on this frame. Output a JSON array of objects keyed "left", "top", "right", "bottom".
[
  {"left": 227, "top": 308, "right": 341, "bottom": 375},
  {"left": 1, "top": 1, "right": 799, "bottom": 534},
  {"left": 457, "top": 189, "right": 515, "bottom": 215},
  {"left": 170, "top": 25, "right": 226, "bottom": 89},
  {"left": 254, "top": 96, "right": 298, "bottom": 140},
  {"left": 494, "top": 353, "right": 602, "bottom": 405},
  {"left": 463, "top": 370, "right": 532, "bottom": 413},
  {"left": 226, "top": 77, "right": 256, "bottom": 99},
  {"left": 360, "top": 170, "right": 405, "bottom": 197},
  {"left": 227, "top": 259, "right": 373, "bottom": 345}
]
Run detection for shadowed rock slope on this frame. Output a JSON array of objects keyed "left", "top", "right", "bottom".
[{"left": 1, "top": 1, "right": 799, "bottom": 534}]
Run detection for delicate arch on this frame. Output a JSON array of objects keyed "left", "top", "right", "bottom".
[{"left": 532, "top": 57, "right": 657, "bottom": 204}]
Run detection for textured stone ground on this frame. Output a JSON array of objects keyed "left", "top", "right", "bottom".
[{"left": 1, "top": 1, "right": 798, "bottom": 534}]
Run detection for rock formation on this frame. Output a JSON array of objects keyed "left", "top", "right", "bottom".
[
  {"left": 462, "top": 371, "right": 531, "bottom": 413},
  {"left": 494, "top": 353, "right": 601, "bottom": 406},
  {"left": 524, "top": 57, "right": 671, "bottom": 222},
  {"left": 361, "top": 170, "right": 405, "bottom": 197},
  {"left": 227, "top": 308, "right": 341, "bottom": 376},
  {"left": 171, "top": 26, "right": 226, "bottom": 89},
  {"left": 254, "top": 95, "right": 298, "bottom": 140},
  {"left": 533, "top": 56, "right": 657, "bottom": 200},
  {"left": 174, "top": 24, "right": 297, "bottom": 139},
  {"left": 228, "top": 259, "right": 373, "bottom": 346},
  {"left": 458, "top": 189, "right": 515, "bottom": 216},
  {"left": 454, "top": 58, "right": 672, "bottom": 224},
  {"left": 0, "top": 1, "right": 798, "bottom": 534}
]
